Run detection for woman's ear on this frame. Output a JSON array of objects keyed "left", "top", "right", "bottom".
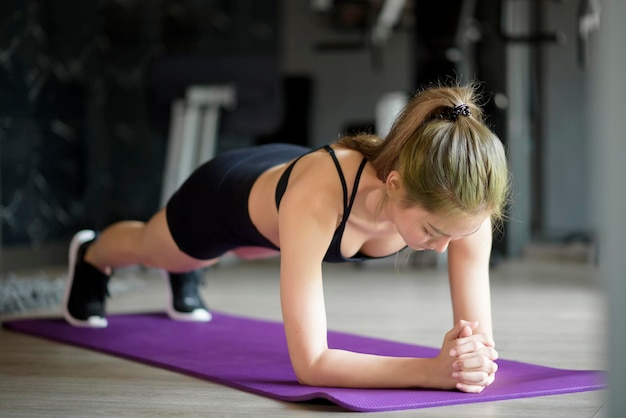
[
  {"left": 385, "top": 170, "right": 404, "bottom": 201},
  {"left": 385, "top": 170, "right": 402, "bottom": 191}
]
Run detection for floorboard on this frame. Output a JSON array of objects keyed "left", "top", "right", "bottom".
[{"left": 0, "top": 256, "right": 607, "bottom": 417}]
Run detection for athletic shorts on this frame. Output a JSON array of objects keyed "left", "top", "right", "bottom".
[{"left": 165, "top": 143, "right": 310, "bottom": 260}]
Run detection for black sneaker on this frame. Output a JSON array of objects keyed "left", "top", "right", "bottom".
[
  {"left": 166, "top": 269, "right": 211, "bottom": 322},
  {"left": 63, "top": 230, "right": 110, "bottom": 328}
]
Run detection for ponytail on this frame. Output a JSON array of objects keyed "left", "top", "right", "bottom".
[{"left": 337, "top": 83, "right": 509, "bottom": 221}]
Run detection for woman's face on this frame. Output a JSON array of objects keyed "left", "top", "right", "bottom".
[
  {"left": 382, "top": 170, "right": 489, "bottom": 252},
  {"left": 390, "top": 204, "right": 488, "bottom": 253}
]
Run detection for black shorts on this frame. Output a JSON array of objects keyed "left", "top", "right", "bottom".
[{"left": 165, "top": 143, "right": 310, "bottom": 260}]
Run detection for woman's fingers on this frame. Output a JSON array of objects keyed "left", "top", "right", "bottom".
[
  {"left": 450, "top": 335, "right": 497, "bottom": 357},
  {"left": 454, "top": 371, "right": 497, "bottom": 393},
  {"left": 442, "top": 321, "right": 499, "bottom": 393},
  {"left": 451, "top": 352, "right": 498, "bottom": 393},
  {"left": 439, "top": 321, "right": 499, "bottom": 393},
  {"left": 453, "top": 368, "right": 496, "bottom": 386},
  {"left": 456, "top": 345, "right": 499, "bottom": 362},
  {"left": 455, "top": 382, "right": 486, "bottom": 393},
  {"left": 444, "top": 320, "right": 478, "bottom": 342},
  {"left": 453, "top": 355, "right": 499, "bottom": 373},
  {"left": 456, "top": 332, "right": 496, "bottom": 347},
  {"left": 458, "top": 323, "right": 474, "bottom": 339}
]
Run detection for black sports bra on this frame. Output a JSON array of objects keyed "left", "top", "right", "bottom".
[{"left": 275, "top": 145, "right": 383, "bottom": 263}]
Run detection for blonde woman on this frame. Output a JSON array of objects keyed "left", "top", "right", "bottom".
[{"left": 64, "top": 84, "right": 509, "bottom": 393}]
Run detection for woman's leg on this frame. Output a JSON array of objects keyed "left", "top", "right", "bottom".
[
  {"left": 84, "top": 208, "right": 219, "bottom": 274},
  {"left": 65, "top": 208, "right": 217, "bottom": 327}
]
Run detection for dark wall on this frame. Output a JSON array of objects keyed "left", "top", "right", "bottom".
[
  {"left": 413, "top": 0, "right": 509, "bottom": 257},
  {"left": 0, "top": 0, "right": 279, "bottom": 248}
]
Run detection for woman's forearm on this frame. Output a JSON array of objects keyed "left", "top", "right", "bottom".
[
  {"left": 293, "top": 348, "right": 443, "bottom": 389},
  {"left": 292, "top": 320, "right": 498, "bottom": 392}
]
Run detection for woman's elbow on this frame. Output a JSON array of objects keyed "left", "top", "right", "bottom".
[
  {"left": 294, "top": 365, "right": 321, "bottom": 386},
  {"left": 292, "top": 359, "right": 329, "bottom": 387}
]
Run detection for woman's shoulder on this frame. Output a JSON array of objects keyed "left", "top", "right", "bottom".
[
  {"left": 277, "top": 145, "right": 360, "bottom": 208},
  {"left": 293, "top": 145, "right": 368, "bottom": 183},
  {"left": 306, "top": 144, "right": 369, "bottom": 173},
  {"left": 286, "top": 146, "right": 344, "bottom": 189}
]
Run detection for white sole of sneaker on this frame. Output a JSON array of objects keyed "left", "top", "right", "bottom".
[
  {"left": 167, "top": 307, "right": 212, "bottom": 322},
  {"left": 162, "top": 269, "right": 212, "bottom": 322},
  {"left": 63, "top": 229, "right": 108, "bottom": 328}
]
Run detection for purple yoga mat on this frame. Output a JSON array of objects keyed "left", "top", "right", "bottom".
[{"left": 3, "top": 312, "right": 605, "bottom": 412}]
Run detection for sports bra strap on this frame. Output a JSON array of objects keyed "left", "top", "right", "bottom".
[
  {"left": 344, "top": 157, "right": 368, "bottom": 221},
  {"left": 275, "top": 145, "right": 368, "bottom": 215},
  {"left": 274, "top": 145, "right": 376, "bottom": 262},
  {"left": 323, "top": 145, "right": 348, "bottom": 211}
]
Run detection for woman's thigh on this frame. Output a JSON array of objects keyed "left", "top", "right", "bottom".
[{"left": 140, "top": 209, "right": 219, "bottom": 273}]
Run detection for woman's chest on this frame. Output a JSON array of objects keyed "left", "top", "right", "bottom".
[{"left": 339, "top": 219, "right": 406, "bottom": 259}]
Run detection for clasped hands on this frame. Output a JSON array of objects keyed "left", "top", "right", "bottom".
[{"left": 435, "top": 320, "right": 498, "bottom": 393}]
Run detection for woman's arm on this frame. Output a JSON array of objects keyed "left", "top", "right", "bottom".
[
  {"left": 446, "top": 217, "right": 499, "bottom": 391},
  {"left": 447, "top": 217, "right": 495, "bottom": 338},
  {"left": 276, "top": 168, "right": 438, "bottom": 388},
  {"left": 276, "top": 167, "right": 494, "bottom": 390}
]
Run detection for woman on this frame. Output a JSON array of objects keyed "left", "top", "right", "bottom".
[{"left": 64, "top": 83, "right": 508, "bottom": 393}]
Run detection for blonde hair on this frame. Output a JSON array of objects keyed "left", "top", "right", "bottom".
[{"left": 337, "top": 84, "right": 509, "bottom": 221}]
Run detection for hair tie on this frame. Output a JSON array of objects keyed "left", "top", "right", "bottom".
[{"left": 439, "top": 104, "right": 471, "bottom": 121}]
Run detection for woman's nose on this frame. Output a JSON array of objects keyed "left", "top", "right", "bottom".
[{"left": 431, "top": 237, "right": 452, "bottom": 253}]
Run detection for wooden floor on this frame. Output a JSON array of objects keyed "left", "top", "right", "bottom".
[{"left": 0, "top": 254, "right": 607, "bottom": 417}]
